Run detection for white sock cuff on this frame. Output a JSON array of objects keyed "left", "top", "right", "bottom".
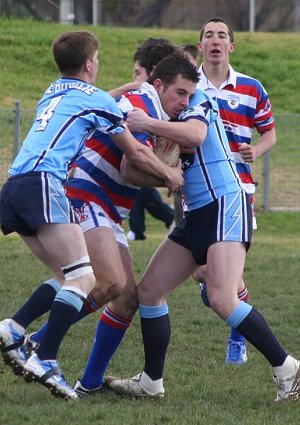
[
  {"left": 140, "top": 372, "right": 164, "bottom": 395},
  {"left": 274, "top": 355, "right": 299, "bottom": 379}
]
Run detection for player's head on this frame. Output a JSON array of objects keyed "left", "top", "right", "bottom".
[
  {"left": 53, "top": 31, "right": 99, "bottom": 78},
  {"left": 199, "top": 17, "right": 234, "bottom": 43},
  {"left": 179, "top": 44, "right": 200, "bottom": 67},
  {"left": 133, "top": 37, "right": 177, "bottom": 82},
  {"left": 147, "top": 52, "right": 199, "bottom": 119},
  {"left": 198, "top": 17, "right": 235, "bottom": 64}
]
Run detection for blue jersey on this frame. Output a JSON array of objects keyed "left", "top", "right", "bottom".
[
  {"left": 179, "top": 89, "right": 242, "bottom": 211},
  {"left": 10, "top": 78, "right": 126, "bottom": 182}
]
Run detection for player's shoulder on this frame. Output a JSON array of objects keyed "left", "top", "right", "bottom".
[{"left": 234, "top": 70, "right": 265, "bottom": 89}]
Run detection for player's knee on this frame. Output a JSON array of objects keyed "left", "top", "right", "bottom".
[
  {"left": 62, "top": 255, "right": 95, "bottom": 293},
  {"left": 137, "top": 282, "right": 160, "bottom": 305}
]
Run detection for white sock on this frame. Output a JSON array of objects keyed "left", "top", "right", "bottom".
[
  {"left": 273, "top": 355, "right": 299, "bottom": 379},
  {"left": 10, "top": 318, "right": 25, "bottom": 335},
  {"left": 140, "top": 372, "right": 164, "bottom": 395}
]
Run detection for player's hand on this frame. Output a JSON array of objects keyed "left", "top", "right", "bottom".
[
  {"left": 164, "top": 160, "right": 184, "bottom": 196},
  {"left": 238, "top": 143, "right": 257, "bottom": 163},
  {"left": 127, "top": 108, "right": 150, "bottom": 132}
]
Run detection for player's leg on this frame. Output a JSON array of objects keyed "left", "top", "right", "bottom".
[
  {"left": 141, "top": 187, "right": 174, "bottom": 230},
  {"left": 20, "top": 206, "right": 129, "bottom": 375},
  {"left": 107, "top": 236, "right": 197, "bottom": 398},
  {"left": 194, "top": 264, "right": 248, "bottom": 365},
  {"left": 23, "top": 221, "right": 95, "bottom": 399},
  {"left": 0, "top": 235, "right": 63, "bottom": 374},
  {"left": 75, "top": 241, "right": 137, "bottom": 396},
  {"left": 205, "top": 192, "right": 300, "bottom": 402},
  {"left": 128, "top": 192, "right": 146, "bottom": 240}
]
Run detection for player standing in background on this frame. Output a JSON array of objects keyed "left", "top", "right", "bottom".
[
  {"left": 193, "top": 17, "right": 276, "bottom": 365},
  {"left": 0, "top": 31, "right": 183, "bottom": 400}
]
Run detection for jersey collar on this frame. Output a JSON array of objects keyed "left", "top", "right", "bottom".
[{"left": 197, "top": 64, "right": 237, "bottom": 91}]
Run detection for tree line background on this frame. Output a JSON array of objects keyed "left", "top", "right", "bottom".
[{"left": 1, "top": 0, "right": 300, "bottom": 31}]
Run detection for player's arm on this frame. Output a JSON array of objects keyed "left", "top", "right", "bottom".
[
  {"left": 109, "top": 81, "right": 142, "bottom": 99},
  {"left": 126, "top": 107, "right": 207, "bottom": 147},
  {"left": 239, "top": 128, "right": 276, "bottom": 163},
  {"left": 120, "top": 156, "right": 168, "bottom": 187},
  {"left": 110, "top": 127, "right": 183, "bottom": 193}
]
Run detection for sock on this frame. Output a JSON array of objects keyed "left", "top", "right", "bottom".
[
  {"left": 32, "top": 291, "right": 102, "bottom": 345},
  {"left": 12, "top": 278, "right": 61, "bottom": 329},
  {"left": 139, "top": 303, "right": 170, "bottom": 381},
  {"left": 229, "top": 286, "right": 249, "bottom": 343},
  {"left": 81, "top": 307, "right": 131, "bottom": 389},
  {"left": 36, "top": 287, "right": 83, "bottom": 360},
  {"left": 273, "top": 355, "right": 297, "bottom": 379},
  {"left": 73, "top": 291, "right": 102, "bottom": 323},
  {"left": 227, "top": 302, "right": 288, "bottom": 367}
]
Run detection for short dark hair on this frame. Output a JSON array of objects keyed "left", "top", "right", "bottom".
[
  {"left": 133, "top": 37, "right": 177, "bottom": 76},
  {"left": 199, "top": 17, "right": 234, "bottom": 43},
  {"left": 53, "top": 30, "right": 99, "bottom": 75},
  {"left": 148, "top": 52, "right": 199, "bottom": 87},
  {"left": 179, "top": 44, "right": 200, "bottom": 62}
]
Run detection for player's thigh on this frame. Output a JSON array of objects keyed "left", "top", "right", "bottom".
[
  {"left": 21, "top": 234, "right": 64, "bottom": 281},
  {"left": 138, "top": 237, "right": 197, "bottom": 305},
  {"left": 84, "top": 226, "right": 126, "bottom": 286},
  {"left": 36, "top": 222, "right": 88, "bottom": 267}
]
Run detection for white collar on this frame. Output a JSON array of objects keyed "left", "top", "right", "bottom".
[
  {"left": 140, "top": 82, "right": 170, "bottom": 121},
  {"left": 197, "top": 64, "right": 237, "bottom": 90}
]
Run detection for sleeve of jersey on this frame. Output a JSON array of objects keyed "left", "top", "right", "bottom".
[
  {"left": 178, "top": 102, "right": 211, "bottom": 126},
  {"left": 120, "top": 92, "right": 159, "bottom": 148},
  {"left": 94, "top": 94, "right": 126, "bottom": 136},
  {"left": 254, "top": 83, "right": 275, "bottom": 133}
]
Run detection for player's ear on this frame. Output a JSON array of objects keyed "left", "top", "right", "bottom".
[
  {"left": 229, "top": 42, "right": 235, "bottom": 53},
  {"left": 153, "top": 78, "right": 163, "bottom": 92}
]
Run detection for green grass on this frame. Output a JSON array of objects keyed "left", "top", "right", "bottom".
[
  {"left": 1, "top": 18, "right": 300, "bottom": 112},
  {"left": 1, "top": 212, "right": 300, "bottom": 425}
]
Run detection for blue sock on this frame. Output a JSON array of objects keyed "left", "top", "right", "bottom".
[
  {"left": 36, "top": 288, "right": 83, "bottom": 360},
  {"left": 81, "top": 307, "right": 131, "bottom": 389},
  {"left": 139, "top": 303, "right": 170, "bottom": 381},
  {"left": 32, "top": 290, "right": 102, "bottom": 344},
  {"left": 229, "top": 286, "right": 249, "bottom": 344}
]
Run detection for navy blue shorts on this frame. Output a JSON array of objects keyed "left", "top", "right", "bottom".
[
  {"left": 168, "top": 191, "right": 252, "bottom": 265},
  {"left": 0, "top": 171, "right": 77, "bottom": 236}
]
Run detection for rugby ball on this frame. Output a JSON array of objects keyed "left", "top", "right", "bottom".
[{"left": 153, "top": 137, "right": 180, "bottom": 167}]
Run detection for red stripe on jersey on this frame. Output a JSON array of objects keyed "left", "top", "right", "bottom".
[
  {"left": 86, "top": 137, "right": 121, "bottom": 170},
  {"left": 229, "top": 142, "right": 240, "bottom": 152},
  {"left": 66, "top": 186, "right": 122, "bottom": 224},
  {"left": 238, "top": 172, "right": 255, "bottom": 184},
  {"left": 124, "top": 92, "right": 149, "bottom": 112}
]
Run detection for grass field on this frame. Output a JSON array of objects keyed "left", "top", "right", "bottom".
[{"left": 0, "top": 211, "right": 300, "bottom": 425}]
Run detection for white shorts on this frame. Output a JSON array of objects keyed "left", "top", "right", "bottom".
[{"left": 73, "top": 201, "right": 129, "bottom": 248}]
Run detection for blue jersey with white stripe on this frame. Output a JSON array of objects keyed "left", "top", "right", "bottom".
[
  {"left": 10, "top": 78, "right": 126, "bottom": 182},
  {"left": 180, "top": 89, "right": 242, "bottom": 210}
]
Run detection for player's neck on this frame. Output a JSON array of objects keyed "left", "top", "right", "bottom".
[{"left": 202, "top": 62, "right": 230, "bottom": 89}]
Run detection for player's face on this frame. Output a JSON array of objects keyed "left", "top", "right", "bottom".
[
  {"left": 155, "top": 75, "right": 197, "bottom": 119},
  {"left": 198, "top": 21, "right": 234, "bottom": 65},
  {"left": 133, "top": 61, "right": 148, "bottom": 82}
]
